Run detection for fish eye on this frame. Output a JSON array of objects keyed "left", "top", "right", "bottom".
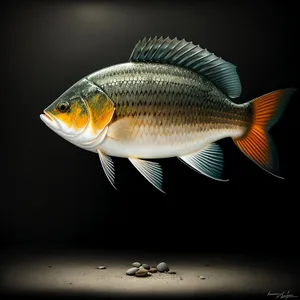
[{"left": 57, "top": 101, "right": 70, "bottom": 113}]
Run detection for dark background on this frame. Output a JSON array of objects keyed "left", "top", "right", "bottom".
[{"left": 2, "top": 0, "right": 299, "bottom": 255}]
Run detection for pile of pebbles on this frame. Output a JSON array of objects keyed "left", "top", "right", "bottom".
[{"left": 126, "top": 262, "right": 176, "bottom": 277}]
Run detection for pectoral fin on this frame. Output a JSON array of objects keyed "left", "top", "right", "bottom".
[
  {"left": 178, "top": 143, "right": 228, "bottom": 181},
  {"left": 128, "top": 158, "right": 165, "bottom": 193},
  {"left": 97, "top": 149, "right": 117, "bottom": 189},
  {"left": 107, "top": 117, "right": 132, "bottom": 140}
]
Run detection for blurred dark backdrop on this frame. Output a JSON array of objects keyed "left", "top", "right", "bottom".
[{"left": 2, "top": 0, "right": 299, "bottom": 254}]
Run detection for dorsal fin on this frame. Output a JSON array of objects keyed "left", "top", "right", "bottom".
[{"left": 129, "top": 36, "right": 242, "bottom": 100}]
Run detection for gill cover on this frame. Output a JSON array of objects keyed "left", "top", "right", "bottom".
[{"left": 82, "top": 80, "right": 115, "bottom": 135}]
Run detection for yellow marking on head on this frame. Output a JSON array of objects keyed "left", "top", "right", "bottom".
[
  {"left": 52, "top": 101, "right": 88, "bottom": 131},
  {"left": 52, "top": 106, "right": 74, "bottom": 128},
  {"left": 73, "top": 105, "right": 89, "bottom": 131}
]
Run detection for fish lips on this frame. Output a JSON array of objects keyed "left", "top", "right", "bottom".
[{"left": 40, "top": 111, "right": 61, "bottom": 131}]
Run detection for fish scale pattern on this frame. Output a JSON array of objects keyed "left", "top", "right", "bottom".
[{"left": 88, "top": 63, "right": 249, "bottom": 146}]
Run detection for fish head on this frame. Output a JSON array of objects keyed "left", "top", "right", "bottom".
[
  {"left": 40, "top": 78, "right": 115, "bottom": 149},
  {"left": 40, "top": 79, "right": 89, "bottom": 138}
]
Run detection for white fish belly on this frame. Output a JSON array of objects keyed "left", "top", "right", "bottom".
[{"left": 98, "top": 128, "right": 242, "bottom": 158}]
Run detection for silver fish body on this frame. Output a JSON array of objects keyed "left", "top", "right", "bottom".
[{"left": 88, "top": 62, "right": 250, "bottom": 158}]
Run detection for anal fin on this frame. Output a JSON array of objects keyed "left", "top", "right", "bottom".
[
  {"left": 97, "top": 149, "right": 117, "bottom": 190},
  {"left": 178, "top": 143, "right": 228, "bottom": 182},
  {"left": 128, "top": 158, "right": 165, "bottom": 193}
]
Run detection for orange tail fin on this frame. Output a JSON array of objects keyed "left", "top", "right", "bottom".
[{"left": 234, "top": 88, "right": 296, "bottom": 178}]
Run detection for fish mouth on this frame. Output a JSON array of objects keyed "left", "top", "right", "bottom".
[{"left": 40, "top": 111, "right": 61, "bottom": 131}]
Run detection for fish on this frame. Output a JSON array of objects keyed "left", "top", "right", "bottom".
[{"left": 40, "top": 36, "right": 296, "bottom": 193}]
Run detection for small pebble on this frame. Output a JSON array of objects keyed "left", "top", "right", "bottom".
[
  {"left": 69, "top": 282, "right": 72, "bottom": 285},
  {"left": 48, "top": 265, "right": 52, "bottom": 268},
  {"left": 142, "top": 264, "right": 150, "bottom": 270},
  {"left": 180, "top": 276, "right": 183, "bottom": 280},
  {"left": 167, "top": 271, "right": 176, "bottom": 274},
  {"left": 147, "top": 272, "right": 152, "bottom": 276},
  {"left": 157, "top": 262, "right": 169, "bottom": 272},
  {"left": 199, "top": 276, "right": 206, "bottom": 280},
  {"left": 132, "top": 262, "right": 141, "bottom": 267},
  {"left": 96, "top": 266, "right": 107, "bottom": 269},
  {"left": 139, "top": 267, "right": 147, "bottom": 272},
  {"left": 149, "top": 267, "right": 157, "bottom": 273},
  {"left": 135, "top": 269, "right": 148, "bottom": 277},
  {"left": 126, "top": 267, "right": 139, "bottom": 275}
]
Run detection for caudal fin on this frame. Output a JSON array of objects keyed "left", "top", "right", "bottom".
[{"left": 233, "top": 88, "right": 296, "bottom": 178}]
